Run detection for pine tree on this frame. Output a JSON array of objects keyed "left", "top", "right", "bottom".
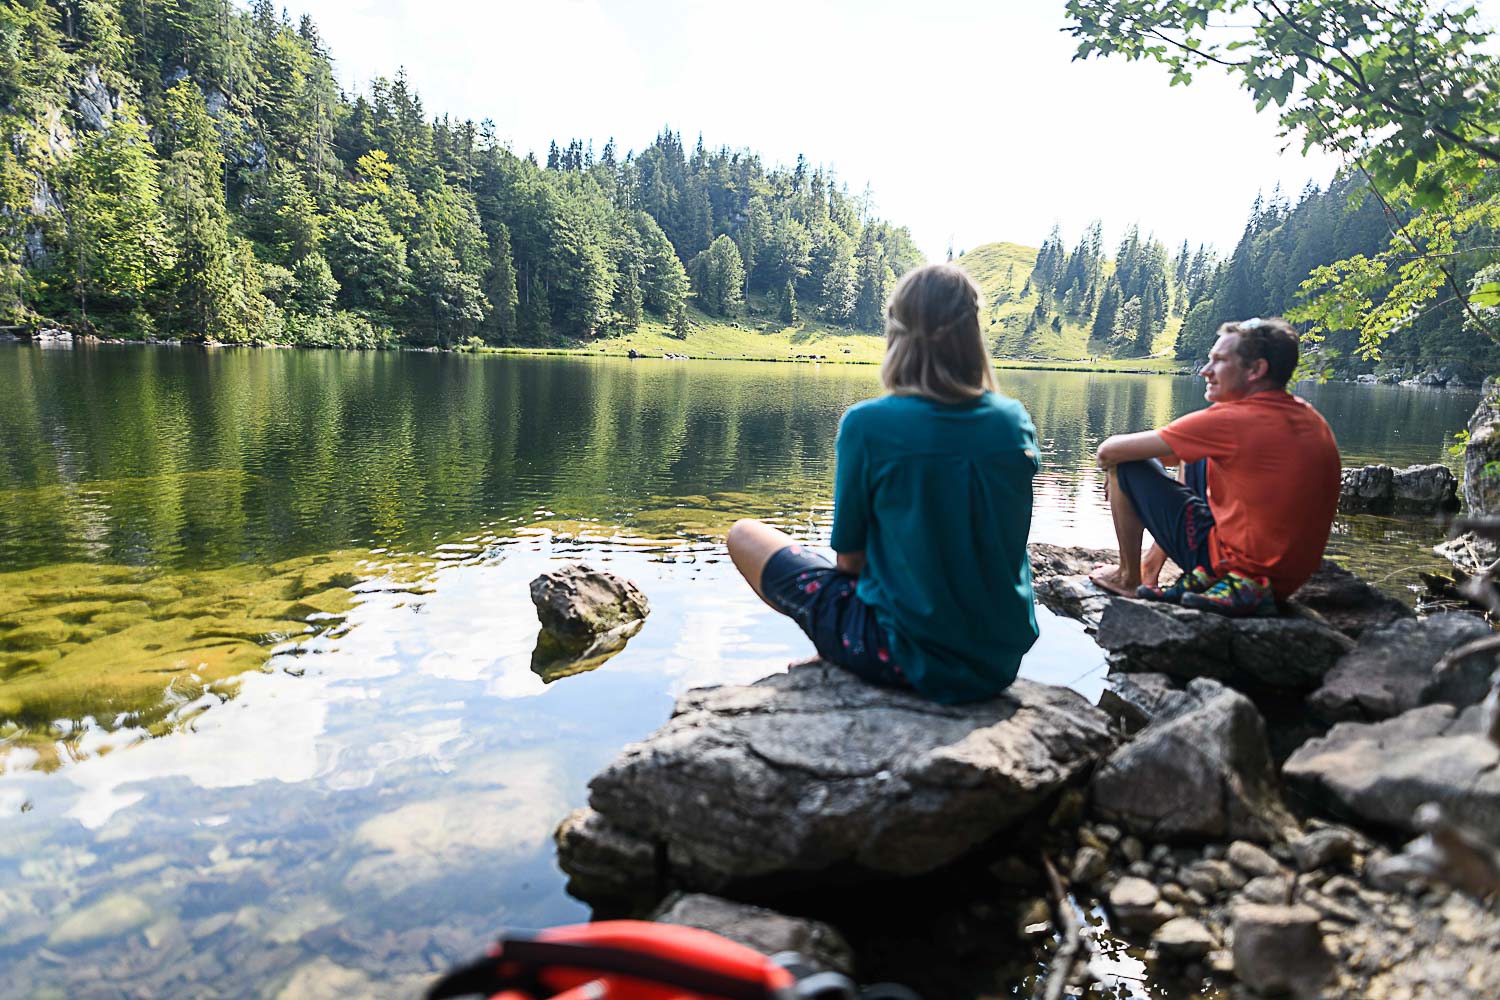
[{"left": 780, "top": 279, "right": 797, "bottom": 324}]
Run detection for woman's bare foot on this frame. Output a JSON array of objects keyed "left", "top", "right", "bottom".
[{"left": 1089, "top": 564, "right": 1139, "bottom": 597}]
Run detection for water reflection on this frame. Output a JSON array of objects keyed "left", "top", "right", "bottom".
[{"left": 0, "top": 346, "right": 1484, "bottom": 997}]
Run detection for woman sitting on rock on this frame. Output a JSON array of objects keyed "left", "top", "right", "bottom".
[{"left": 726, "top": 263, "right": 1040, "bottom": 703}]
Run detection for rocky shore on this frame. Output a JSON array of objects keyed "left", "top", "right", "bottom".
[{"left": 547, "top": 549, "right": 1500, "bottom": 998}]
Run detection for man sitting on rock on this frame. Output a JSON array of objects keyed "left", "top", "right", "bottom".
[{"left": 1088, "top": 318, "right": 1341, "bottom": 616}]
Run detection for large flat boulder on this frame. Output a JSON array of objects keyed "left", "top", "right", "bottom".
[
  {"left": 1339, "top": 463, "right": 1458, "bottom": 515},
  {"left": 562, "top": 664, "right": 1116, "bottom": 894},
  {"left": 1308, "top": 613, "right": 1493, "bottom": 723},
  {"left": 1090, "top": 678, "right": 1297, "bottom": 843},
  {"left": 1096, "top": 599, "right": 1353, "bottom": 692},
  {"left": 1283, "top": 704, "right": 1500, "bottom": 835}
]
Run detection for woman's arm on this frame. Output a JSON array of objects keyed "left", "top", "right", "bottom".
[{"left": 835, "top": 550, "right": 866, "bottom": 576}]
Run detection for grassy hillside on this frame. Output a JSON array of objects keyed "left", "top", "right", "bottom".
[{"left": 955, "top": 242, "right": 1183, "bottom": 364}]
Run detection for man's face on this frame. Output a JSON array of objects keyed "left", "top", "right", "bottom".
[{"left": 1200, "top": 333, "right": 1257, "bottom": 403}]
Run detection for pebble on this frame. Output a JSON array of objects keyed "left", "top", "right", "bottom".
[
  {"left": 1239, "top": 874, "right": 1290, "bottom": 905},
  {"left": 1227, "top": 840, "right": 1282, "bottom": 878},
  {"left": 1292, "top": 828, "right": 1358, "bottom": 872},
  {"left": 1127, "top": 860, "right": 1154, "bottom": 879},
  {"left": 1070, "top": 846, "right": 1108, "bottom": 885},
  {"left": 1119, "top": 836, "right": 1144, "bottom": 864},
  {"left": 1148, "top": 844, "right": 1172, "bottom": 864},
  {"left": 1151, "top": 916, "right": 1216, "bottom": 960},
  {"left": 1094, "top": 823, "right": 1121, "bottom": 845},
  {"left": 1159, "top": 883, "right": 1189, "bottom": 905},
  {"left": 1110, "top": 877, "right": 1175, "bottom": 932},
  {"left": 1202, "top": 844, "right": 1225, "bottom": 861}
]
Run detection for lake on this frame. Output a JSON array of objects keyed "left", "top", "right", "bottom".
[{"left": 0, "top": 344, "right": 1482, "bottom": 997}]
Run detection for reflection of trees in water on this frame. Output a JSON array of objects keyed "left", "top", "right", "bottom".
[{"left": 0, "top": 350, "right": 1481, "bottom": 574}]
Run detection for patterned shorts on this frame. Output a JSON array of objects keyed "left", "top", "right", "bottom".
[{"left": 759, "top": 544, "right": 909, "bottom": 690}]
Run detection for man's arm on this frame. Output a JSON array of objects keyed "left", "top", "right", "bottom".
[
  {"left": 1096, "top": 430, "right": 1179, "bottom": 469},
  {"left": 835, "top": 550, "right": 866, "bottom": 576}
]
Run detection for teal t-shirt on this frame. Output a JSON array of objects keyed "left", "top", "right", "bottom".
[{"left": 830, "top": 391, "right": 1040, "bottom": 703}]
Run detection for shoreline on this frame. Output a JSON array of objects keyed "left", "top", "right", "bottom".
[{"left": 7, "top": 330, "right": 1490, "bottom": 385}]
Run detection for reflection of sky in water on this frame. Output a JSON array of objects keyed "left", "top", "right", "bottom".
[{"left": 0, "top": 349, "right": 1485, "bottom": 996}]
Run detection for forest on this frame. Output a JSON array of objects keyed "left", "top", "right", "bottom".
[
  {"left": 1, "top": 0, "right": 1488, "bottom": 376},
  {"left": 0, "top": 0, "right": 921, "bottom": 348}
]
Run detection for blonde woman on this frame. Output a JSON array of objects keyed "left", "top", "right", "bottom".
[{"left": 727, "top": 263, "right": 1040, "bottom": 703}]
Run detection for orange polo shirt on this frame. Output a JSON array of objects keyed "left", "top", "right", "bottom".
[{"left": 1157, "top": 391, "right": 1341, "bottom": 599}]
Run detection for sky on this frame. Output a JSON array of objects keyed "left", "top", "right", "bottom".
[{"left": 273, "top": 0, "right": 1477, "bottom": 260}]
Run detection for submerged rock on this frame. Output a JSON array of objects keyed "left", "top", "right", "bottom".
[
  {"left": 1095, "top": 599, "right": 1352, "bottom": 692},
  {"left": 1308, "top": 613, "right": 1492, "bottom": 723},
  {"left": 1283, "top": 704, "right": 1500, "bottom": 835},
  {"left": 651, "top": 894, "right": 854, "bottom": 975},
  {"left": 1090, "top": 678, "right": 1298, "bottom": 843},
  {"left": 561, "top": 664, "right": 1115, "bottom": 894}
]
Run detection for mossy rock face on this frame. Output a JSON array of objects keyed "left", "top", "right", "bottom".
[{"left": 0, "top": 551, "right": 427, "bottom": 769}]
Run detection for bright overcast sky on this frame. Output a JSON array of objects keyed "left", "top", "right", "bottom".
[{"left": 276, "top": 0, "right": 1490, "bottom": 260}]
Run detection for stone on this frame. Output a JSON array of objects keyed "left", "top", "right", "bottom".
[
  {"left": 1069, "top": 845, "right": 1108, "bottom": 885},
  {"left": 1291, "top": 828, "right": 1358, "bottom": 872},
  {"left": 1231, "top": 904, "right": 1332, "bottom": 997},
  {"left": 1096, "top": 600, "right": 1353, "bottom": 692},
  {"left": 1097, "top": 672, "right": 1182, "bottom": 734},
  {"left": 651, "top": 894, "right": 853, "bottom": 975},
  {"left": 1109, "top": 877, "right": 1171, "bottom": 932},
  {"left": 1283, "top": 704, "right": 1500, "bottom": 835},
  {"left": 553, "top": 808, "right": 658, "bottom": 907},
  {"left": 1239, "top": 874, "right": 1290, "bottom": 905},
  {"left": 1151, "top": 916, "right": 1215, "bottom": 960},
  {"left": 1308, "top": 613, "right": 1492, "bottom": 723},
  {"left": 530, "top": 564, "right": 650, "bottom": 648},
  {"left": 1465, "top": 384, "right": 1500, "bottom": 517},
  {"left": 1028, "top": 543, "right": 1122, "bottom": 628},
  {"left": 1287, "top": 560, "right": 1414, "bottom": 639},
  {"left": 1339, "top": 463, "right": 1458, "bottom": 514},
  {"left": 566, "top": 665, "right": 1116, "bottom": 892},
  {"left": 1090, "top": 678, "right": 1298, "bottom": 843},
  {"left": 1120, "top": 836, "right": 1144, "bottom": 864},
  {"left": 1226, "top": 840, "right": 1282, "bottom": 878}
]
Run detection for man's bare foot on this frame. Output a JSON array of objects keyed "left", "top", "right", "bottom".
[
  {"left": 788, "top": 654, "right": 824, "bottom": 668},
  {"left": 1089, "top": 564, "right": 1139, "bottom": 597}
]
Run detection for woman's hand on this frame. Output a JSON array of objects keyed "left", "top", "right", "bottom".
[{"left": 835, "top": 550, "right": 867, "bottom": 577}]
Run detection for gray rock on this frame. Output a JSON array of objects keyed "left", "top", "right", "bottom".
[
  {"left": 1109, "top": 877, "right": 1171, "bottom": 931},
  {"left": 1466, "top": 385, "right": 1500, "bottom": 517},
  {"left": 1291, "top": 828, "right": 1358, "bottom": 873},
  {"left": 553, "top": 807, "right": 658, "bottom": 907},
  {"left": 530, "top": 563, "right": 649, "bottom": 648},
  {"left": 1226, "top": 841, "right": 1282, "bottom": 878},
  {"left": 1070, "top": 845, "right": 1108, "bottom": 886},
  {"left": 1097, "top": 672, "right": 1181, "bottom": 734},
  {"left": 1231, "top": 903, "right": 1332, "bottom": 996},
  {"left": 1028, "top": 543, "right": 1119, "bottom": 629},
  {"left": 568, "top": 666, "right": 1116, "bottom": 892},
  {"left": 651, "top": 894, "right": 853, "bottom": 975},
  {"left": 1151, "top": 916, "right": 1215, "bottom": 959},
  {"left": 71, "top": 65, "right": 120, "bottom": 132},
  {"left": 1309, "top": 613, "right": 1492, "bottom": 723},
  {"left": 1096, "top": 600, "right": 1353, "bottom": 692},
  {"left": 1286, "top": 560, "right": 1414, "bottom": 639},
  {"left": 1239, "top": 874, "right": 1290, "bottom": 904},
  {"left": 1284, "top": 704, "right": 1500, "bottom": 834},
  {"left": 1339, "top": 463, "right": 1458, "bottom": 514},
  {"left": 1090, "top": 678, "right": 1298, "bottom": 843}
]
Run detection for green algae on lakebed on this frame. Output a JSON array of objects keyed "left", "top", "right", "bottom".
[{"left": 0, "top": 551, "right": 430, "bottom": 768}]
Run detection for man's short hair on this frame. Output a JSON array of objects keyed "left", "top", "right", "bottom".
[{"left": 1217, "top": 317, "right": 1300, "bottom": 388}]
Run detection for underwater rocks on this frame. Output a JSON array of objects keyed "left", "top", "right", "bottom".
[
  {"left": 1090, "top": 678, "right": 1297, "bottom": 843},
  {"left": 558, "top": 664, "right": 1115, "bottom": 895}
]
